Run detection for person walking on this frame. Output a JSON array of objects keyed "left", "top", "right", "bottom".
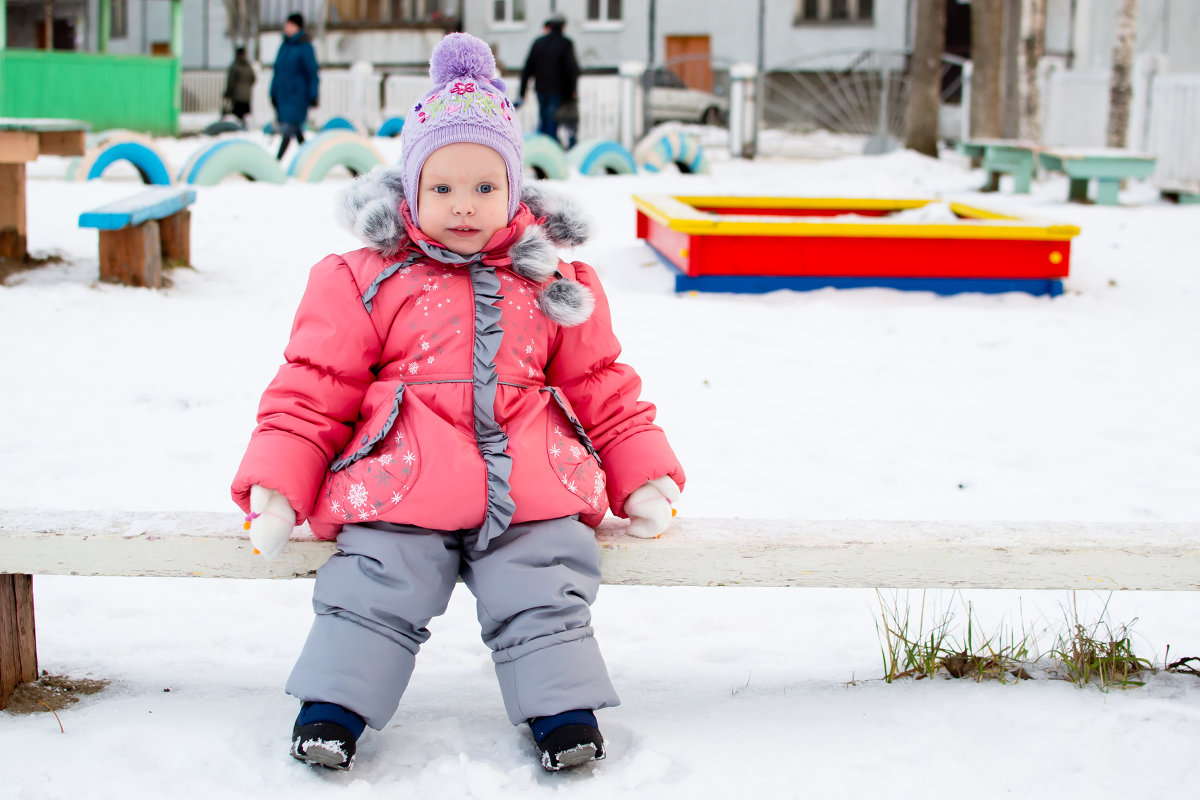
[
  {"left": 270, "top": 13, "right": 320, "bottom": 160},
  {"left": 223, "top": 47, "right": 256, "bottom": 128},
  {"left": 517, "top": 15, "right": 580, "bottom": 148}
]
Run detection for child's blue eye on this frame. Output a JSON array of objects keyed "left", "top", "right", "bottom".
[
  {"left": 478, "top": 184, "right": 495, "bottom": 194},
  {"left": 433, "top": 185, "right": 450, "bottom": 194}
]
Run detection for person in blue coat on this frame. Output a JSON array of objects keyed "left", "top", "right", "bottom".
[{"left": 270, "top": 13, "right": 320, "bottom": 160}]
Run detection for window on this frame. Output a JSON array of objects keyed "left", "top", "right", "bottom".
[
  {"left": 492, "top": 0, "right": 526, "bottom": 24},
  {"left": 586, "top": 0, "right": 622, "bottom": 23},
  {"left": 111, "top": 0, "right": 128, "bottom": 38},
  {"left": 794, "top": 0, "right": 872, "bottom": 24}
]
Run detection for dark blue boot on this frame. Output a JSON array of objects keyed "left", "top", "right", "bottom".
[
  {"left": 290, "top": 702, "right": 366, "bottom": 770},
  {"left": 529, "top": 709, "right": 605, "bottom": 771}
]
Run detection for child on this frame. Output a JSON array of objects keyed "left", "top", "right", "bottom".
[{"left": 232, "top": 33, "right": 684, "bottom": 773}]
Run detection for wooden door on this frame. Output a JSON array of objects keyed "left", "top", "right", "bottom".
[{"left": 665, "top": 35, "right": 713, "bottom": 93}]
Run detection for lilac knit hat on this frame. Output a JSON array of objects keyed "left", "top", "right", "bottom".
[{"left": 401, "top": 33, "right": 523, "bottom": 225}]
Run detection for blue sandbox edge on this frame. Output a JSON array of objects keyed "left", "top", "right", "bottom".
[
  {"left": 673, "top": 273, "right": 1064, "bottom": 297},
  {"left": 648, "top": 246, "right": 1064, "bottom": 297}
]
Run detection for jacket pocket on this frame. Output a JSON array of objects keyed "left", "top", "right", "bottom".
[
  {"left": 543, "top": 387, "right": 606, "bottom": 513},
  {"left": 323, "top": 381, "right": 422, "bottom": 523}
]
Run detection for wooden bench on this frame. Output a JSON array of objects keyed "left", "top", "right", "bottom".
[
  {"left": 957, "top": 138, "right": 1040, "bottom": 194},
  {"left": 1, "top": 117, "right": 89, "bottom": 262},
  {"left": 78, "top": 187, "right": 197, "bottom": 288},
  {"left": 3, "top": 509, "right": 1199, "bottom": 708},
  {"left": 1038, "top": 148, "right": 1157, "bottom": 206}
]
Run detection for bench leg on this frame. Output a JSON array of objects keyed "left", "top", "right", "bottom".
[
  {"left": 99, "top": 221, "right": 162, "bottom": 288},
  {"left": 158, "top": 209, "right": 191, "bottom": 268},
  {"left": 0, "top": 163, "right": 27, "bottom": 262},
  {"left": 981, "top": 170, "right": 1001, "bottom": 192},
  {"left": 0, "top": 573, "right": 38, "bottom": 710},
  {"left": 1094, "top": 178, "right": 1122, "bottom": 206},
  {"left": 1012, "top": 165, "right": 1033, "bottom": 194},
  {"left": 1067, "top": 178, "right": 1090, "bottom": 203}
]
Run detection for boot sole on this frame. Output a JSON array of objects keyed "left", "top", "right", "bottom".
[
  {"left": 291, "top": 737, "right": 354, "bottom": 770},
  {"left": 542, "top": 742, "right": 604, "bottom": 771}
]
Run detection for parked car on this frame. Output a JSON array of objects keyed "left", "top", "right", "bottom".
[{"left": 646, "top": 67, "right": 728, "bottom": 126}]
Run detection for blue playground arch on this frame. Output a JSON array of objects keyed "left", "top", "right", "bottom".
[
  {"left": 80, "top": 141, "right": 172, "bottom": 185},
  {"left": 376, "top": 117, "right": 405, "bottom": 138}
]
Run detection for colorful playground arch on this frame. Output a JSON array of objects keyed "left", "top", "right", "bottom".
[
  {"left": 286, "top": 131, "right": 385, "bottom": 182},
  {"left": 634, "top": 194, "right": 1081, "bottom": 296},
  {"left": 567, "top": 139, "right": 637, "bottom": 176},
  {"left": 634, "top": 126, "right": 710, "bottom": 175},
  {"left": 177, "top": 139, "right": 287, "bottom": 186},
  {"left": 321, "top": 117, "right": 366, "bottom": 135},
  {"left": 67, "top": 130, "right": 173, "bottom": 185},
  {"left": 522, "top": 133, "right": 568, "bottom": 181},
  {"left": 375, "top": 117, "right": 405, "bottom": 138}
]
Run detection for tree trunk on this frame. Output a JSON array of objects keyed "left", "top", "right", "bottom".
[
  {"left": 904, "top": 0, "right": 948, "bottom": 157},
  {"left": 1107, "top": 0, "right": 1139, "bottom": 148},
  {"left": 970, "top": 0, "right": 1005, "bottom": 139},
  {"left": 1019, "top": 0, "right": 1046, "bottom": 143}
]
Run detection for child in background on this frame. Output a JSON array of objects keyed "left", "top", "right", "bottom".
[{"left": 232, "top": 33, "right": 684, "bottom": 773}]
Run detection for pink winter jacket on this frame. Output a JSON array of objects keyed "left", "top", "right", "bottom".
[{"left": 232, "top": 172, "right": 684, "bottom": 542}]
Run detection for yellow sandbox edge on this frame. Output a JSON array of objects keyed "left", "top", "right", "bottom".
[{"left": 632, "top": 195, "right": 1082, "bottom": 241}]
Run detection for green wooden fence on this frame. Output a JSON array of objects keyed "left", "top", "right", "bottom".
[{"left": 0, "top": 50, "right": 180, "bottom": 135}]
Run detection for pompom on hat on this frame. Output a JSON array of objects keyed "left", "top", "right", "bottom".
[{"left": 401, "top": 33, "right": 524, "bottom": 226}]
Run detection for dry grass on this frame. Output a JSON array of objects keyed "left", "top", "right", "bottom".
[{"left": 3, "top": 671, "right": 110, "bottom": 715}]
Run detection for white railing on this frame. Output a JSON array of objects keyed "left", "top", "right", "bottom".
[
  {"left": 184, "top": 66, "right": 382, "bottom": 133},
  {"left": 189, "top": 69, "right": 625, "bottom": 144},
  {"left": 181, "top": 70, "right": 227, "bottom": 114},
  {"left": 1147, "top": 74, "right": 1200, "bottom": 188}
]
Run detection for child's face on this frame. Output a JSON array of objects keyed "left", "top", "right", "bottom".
[{"left": 416, "top": 142, "right": 509, "bottom": 257}]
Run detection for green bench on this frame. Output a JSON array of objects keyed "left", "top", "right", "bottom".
[
  {"left": 78, "top": 187, "right": 197, "bottom": 288},
  {"left": 1038, "top": 148, "right": 1157, "bottom": 206},
  {"left": 957, "top": 138, "right": 1040, "bottom": 194}
]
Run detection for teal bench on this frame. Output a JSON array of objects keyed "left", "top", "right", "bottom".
[
  {"left": 79, "top": 187, "right": 197, "bottom": 288},
  {"left": 1037, "top": 148, "right": 1157, "bottom": 206},
  {"left": 1160, "top": 185, "right": 1200, "bottom": 205},
  {"left": 957, "top": 138, "right": 1040, "bottom": 194}
]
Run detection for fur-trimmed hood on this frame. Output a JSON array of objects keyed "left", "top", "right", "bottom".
[{"left": 336, "top": 165, "right": 595, "bottom": 326}]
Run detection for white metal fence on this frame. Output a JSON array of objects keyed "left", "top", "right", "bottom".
[
  {"left": 1042, "top": 69, "right": 1110, "bottom": 148},
  {"left": 1042, "top": 62, "right": 1200, "bottom": 188},
  {"left": 1147, "top": 74, "right": 1200, "bottom": 188},
  {"left": 184, "top": 61, "right": 1200, "bottom": 188},
  {"left": 187, "top": 68, "right": 630, "bottom": 143}
]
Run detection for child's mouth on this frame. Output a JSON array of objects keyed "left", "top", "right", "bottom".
[{"left": 448, "top": 226, "right": 479, "bottom": 235}]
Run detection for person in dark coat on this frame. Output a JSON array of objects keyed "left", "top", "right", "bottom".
[
  {"left": 270, "top": 13, "right": 320, "bottom": 160},
  {"left": 517, "top": 15, "right": 580, "bottom": 147},
  {"left": 224, "top": 47, "right": 256, "bottom": 127}
]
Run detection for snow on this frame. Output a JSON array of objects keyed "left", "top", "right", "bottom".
[{"left": 3, "top": 131, "right": 1200, "bottom": 797}]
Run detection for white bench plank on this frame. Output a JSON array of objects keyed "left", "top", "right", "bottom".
[{"left": 2, "top": 510, "right": 1198, "bottom": 590}]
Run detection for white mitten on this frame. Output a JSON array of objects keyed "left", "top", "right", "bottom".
[
  {"left": 625, "top": 476, "right": 681, "bottom": 539},
  {"left": 246, "top": 484, "right": 296, "bottom": 561}
]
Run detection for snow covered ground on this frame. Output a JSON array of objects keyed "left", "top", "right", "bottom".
[{"left": 3, "top": 132, "right": 1200, "bottom": 797}]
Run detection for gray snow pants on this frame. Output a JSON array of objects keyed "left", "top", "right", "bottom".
[{"left": 284, "top": 517, "right": 620, "bottom": 730}]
